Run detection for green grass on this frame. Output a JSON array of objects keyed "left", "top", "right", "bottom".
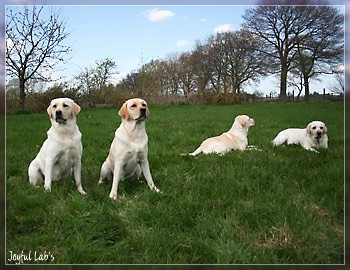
[{"left": 6, "top": 101, "right": 344, "bottom": 264}]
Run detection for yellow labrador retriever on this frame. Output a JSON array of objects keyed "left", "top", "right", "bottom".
[
  {"left": 28, "top": 98, "right": 86, "bottom": 194},
  {"left": 98, "top": 98, "right": 160, "bottom": 200},
  {"left": 189, "top": 115, "right": 255, "bottom": 156},
  {"left": 272, "top": 120, "right": 328, "bottom": 153}
]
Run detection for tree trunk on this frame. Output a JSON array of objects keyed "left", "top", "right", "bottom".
[
  {"left": 304, "top": 75, "right": 310, "bottom": 102},
  {"left": 279, "top": 63, "right": 288, "bottom": 101},
  {"left": 19, "top": 78, "right": 26, "bottom": 111}
]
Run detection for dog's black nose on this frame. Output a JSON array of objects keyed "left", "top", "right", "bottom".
[
  {"left": 140, "top": 108, "right": 146, "bottom": 116},
  {"left": 56, "top": 111, "right": 62, "bottom": 118}
]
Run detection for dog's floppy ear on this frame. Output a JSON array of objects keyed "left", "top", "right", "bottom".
[
  {"left": 72, "top": 102, "right": 81, "bottom": 117},
  {"left": 306, "top": 123, "right": 312, "bottom": 134},
  {"left": 323, "top": 123, "right": 328, "bottom": 134},
  {"left": 47, "top": 103, "right": 53, "bottom": 119},
  {"left": 118, "top": 102, "right": 129, "bottom": 120},
  {"left": 237, "top": 115, "right": 247, "bottom": 126}
]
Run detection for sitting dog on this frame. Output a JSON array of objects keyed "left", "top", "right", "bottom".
[
  {"left": 98, "top": 98, "right": 160, "bottom": 200},
  {"left": 28, "top": 98, "right": 86, "bottom": 194},
  {"left": 188, "top": 115, "right": 255, "bottom": 156},
  {"left": 272, "top": 121, "right": 328, "bottom": 153}
]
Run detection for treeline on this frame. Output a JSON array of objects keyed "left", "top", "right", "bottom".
[
  {"left": 7, "top": 29, "right": 267, "bottom": 112},
  {"left": 6, "top": 6, "right": 344, "bottom": 113},
  {"left": 118, "top": 29, "right": 267, "bottom": 101}
]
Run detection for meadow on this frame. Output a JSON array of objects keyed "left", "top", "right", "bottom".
[{"left": 6, "top": 101, "right": 344, "bottom": 264}]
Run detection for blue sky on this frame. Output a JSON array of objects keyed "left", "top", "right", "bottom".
[
  {"left": 4, "top": 2, "right": 347, "bottom": 95},
  {"left": 51, "top": 5, "right": 248, "bottom": 81}
]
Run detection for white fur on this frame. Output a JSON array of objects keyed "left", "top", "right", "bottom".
[
  {"left": 28, "top": 98, "right": 86, "bottom": 194},
  {"left": 272, "top": 121, "right": 328, "bottom": 153},
  {"left": 98, "top": 98, "right": 159, "bottom": 200},
  {"left": 189, "top": 115, "right": 255, "bottom": 156}
]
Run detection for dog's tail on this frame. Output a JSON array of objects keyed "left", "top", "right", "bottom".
[
  {"left": 189, "top": 147, "right": 202, "bottom": 157},
  {"left": 180, "top": 147, "right": 202, "bottom": 157}
]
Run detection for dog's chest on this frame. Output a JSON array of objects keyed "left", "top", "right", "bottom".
[
  {"left": 120, "top": 142, "right": 144, "bottom": 166},
  {"left": 52, "top": 143, "right": 81, "bottom": 180},
  {"left": 124, "top": 143, "right": 145, "bottom": 161}
]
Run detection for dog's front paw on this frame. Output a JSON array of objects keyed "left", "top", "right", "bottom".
[
  {"left": 109, "top": 192, "right": 117, "bottom": 200},
  {"left": 78, "top": 187, "right": 87, "bottom": 195},
  {"left": 308, "top": 148, "right": 320, "bottom": 153},
  {"left": 44, "top": 185, "right": 51, "bottom": 192},
  {"left": 153, "top": 186, "right": 160, "bottom": 193}
]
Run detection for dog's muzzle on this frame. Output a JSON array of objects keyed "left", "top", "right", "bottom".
[
  {"left": 315, "top": 131, "right": 323, "bottom": 142},
  {"left": 250, "top": 119, "right": 255, "bottom": 126},
  {"left": 135, "top": 108, "right": 147, "bottom": 121},
  {"left": 140, "top": 108, "right": 147, "bottom": 117},
  {"left": 55, "top": 111, "right": 66, "bottom": 123}
]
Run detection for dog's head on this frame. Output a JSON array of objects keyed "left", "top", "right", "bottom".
[
  {"left": 47, "top": 98, "right": 81, "bottom": 124},
  {"left": 118, "top": 98, "right": 149, "bottom": 121},
  {"left": 235, "top": 115, "right": 255, "bottom": 128},
  {"left": 306, "top": 121, "right": 327, "bottom": 141}
]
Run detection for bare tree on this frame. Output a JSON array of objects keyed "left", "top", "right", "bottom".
[
  {"left": 192, "top": 30, "right": 268, "bottom": 95},
  {"left": 117, "top": 72, "right": 138, "bottom": 95},
  {"left": 243, "top": 6, "right": 301, "bottom": 100},
  {"left": 242, "top": 6, "right": 343, "bottom": 101},
  {"left": 191, "top": 42, "right": 212, "bottom": 94},
  {"left": 75, "top": 67, "right": 95, "bottom": 107},
  {"left": 75, "top": 58, "right": 117, "bottom": 107},
  {"left": 329, "top": 71, "right": 344, "bottom": 95},
  {"left": 173, "top": 52, "right": 196, "bottom": 98},
  {"left": 134, "top": 59, "right": 164, "bottom": 97},
  {"left": 288, "top": 72, "right": 305, "bottom": 101},
  {"left": 162, "top": 55, "right": 182, "bottom": 96},
  {"left": 93, "top": 58, "right": 118, "bottom": 89},
  {"left": 224, "top": 29, "right": 268, "bottom": 93},
  {"left": 6, "top": 6, "right": 71, "bottom": 111},
  {"left": 292, "top": 6, "right": 343, "bottom": 101}
]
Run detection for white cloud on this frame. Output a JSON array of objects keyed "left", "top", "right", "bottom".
[
  {"left": 112, "top": 72, "right": 127, "bottom": 84},
  {"left": 200, "top": 18, "right": 207, "bottom": 23},
  {"left": 176, "top": 39, "right": 189, "bottom": 47},
  {"left": 143, "top": 8, "right": 175, "bottom": 22},
  {"left": 214, "top": 24, "right": 235, "bottom": 34}
]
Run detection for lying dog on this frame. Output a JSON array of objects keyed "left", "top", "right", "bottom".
[
  {"left": 98, "top": 98, "right": 160, "bottom": 200},
  {"left": 189, "top": 115, "right": 255, "bottom": 156},
  {"left": 28, "top": 98, "right": 86, "bottom": 194},
  {"left": 272, "top": 121, "right": 328, "bottom": 153}
]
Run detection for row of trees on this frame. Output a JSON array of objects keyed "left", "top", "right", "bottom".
[
  {"left": 5, "top": 5, "right": 344, "bottom": 110},
  {"left": 118, "top": 29, "right": 268, "bottom": 100},
  {"left": 114, "top": 4, "right": 344, "bottom": 103}
]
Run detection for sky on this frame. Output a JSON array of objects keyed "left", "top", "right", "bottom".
[
  {"left": 3, "top": 1, "right": 348, "bottom": 95},
  {"left": 54, "top": 5, "right": 248, "bottom": 82}
]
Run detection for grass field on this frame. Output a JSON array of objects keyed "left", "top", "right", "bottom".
[{"left": 6, "top": 101, "right": 344, "bottom": 264}]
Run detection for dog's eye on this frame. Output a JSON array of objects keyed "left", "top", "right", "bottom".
[
  {"left": 131, "top": 104, "right": 137, "bottom": 108},
  {"left": 53, "top": 105, "right": 57, "bottom": 108},
  {"left": 142, "top": 103, "right": 147, "bottom": 107},
  {"left": 312, "top": 126, "right": 316, "bottom": 129},
  {"left": 320, "top": 126, "right": 324, "bottom": 130},
  {"left": 63, "top": 104, "right": 69, "bottom": 108}
]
